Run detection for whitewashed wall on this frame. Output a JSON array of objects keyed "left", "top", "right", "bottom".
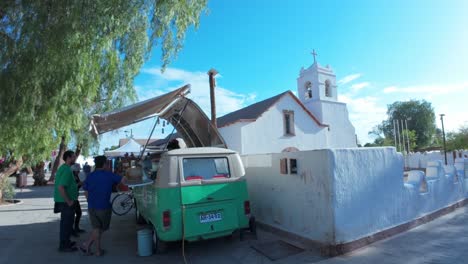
[
  {"left": 407, "top": 150, "right": 468, "bottom": 168},
  {"left": 237, "top": 95, "right": 329, "bottom": 155},
  {"left": 242, "top": 151, "right": 335, "bottom": 243},
  {"left": 218, "top": 122, "right": 244, "bottom": 154},
  {"left": 243, "top": 147, "right": 468, "bottom": 245},
  {"left": 316, "top": 101, "right": 356, "bottom": 148}
]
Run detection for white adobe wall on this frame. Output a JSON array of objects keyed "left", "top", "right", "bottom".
[
  {"left": 243, "top": 147, "right": 468, "bottom": 245},
  {"left": 305, "top": 100, "right": 356, "bottom": 148},
  {"left": 218, "top": 122, "right": 245, "bottom": 154},
  {"left": 328, "top": 149, "right": 466, "bottom": 243},
  {"left": 330, "top": 148, "right": 405, "bottom": 243},
  {"left": 240, "top": 95, "right": 329, "bottom": 155},
  {"left": 408, "top": 150, "right": 468, "bottom": 168},
  {"left": 242, "top": 150, "right": 336, "bottom": 243}
]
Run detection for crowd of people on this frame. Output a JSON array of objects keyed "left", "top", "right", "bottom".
[{"left": 53, "top": 150, "right": 125, "bottom": 256}]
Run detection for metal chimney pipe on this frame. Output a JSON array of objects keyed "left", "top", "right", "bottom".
[{"left": 208, "top": 68, "right": 218, "bottom": 127}]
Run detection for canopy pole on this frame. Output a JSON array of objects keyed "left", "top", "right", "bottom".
[
  {"left": 163, "top": 100, "right": 190, "bottom": 151},
  {"left": 139, "top": 117, "right": 160, "bottom": 160}
]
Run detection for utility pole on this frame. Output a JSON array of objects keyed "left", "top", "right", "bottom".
[
  {"left": 393, "top": 120, "right": 397, "bottom": 150},
  {"left": 396, "top": 120, "right": 401, "bottom": 152},
  {"left": 400, "top": 119, "right": 406, "bottom": 154},
  {"left": 208, "top": 68, "right": 218, "bottom": 128},
  {"left": 440, "top": 114, "right": 447, "bottom": 165},
  {"left": 405, "top": 119, "right": 411, "bottom": 153}
]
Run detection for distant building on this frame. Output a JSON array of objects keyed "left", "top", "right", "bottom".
[{"left": 217, "top": 57, "right": 356, "bottom": 155}]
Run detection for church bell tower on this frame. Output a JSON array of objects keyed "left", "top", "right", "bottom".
[
  {"left": 295, "top": 49, "right": 356, "bottom": 148},
  {"left": 297, "top": 50, "right": 338, "bottom": 104}
]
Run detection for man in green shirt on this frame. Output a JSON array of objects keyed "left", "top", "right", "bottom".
[{"left": 54, "top": 150, "right": 78, "bottom": 252}]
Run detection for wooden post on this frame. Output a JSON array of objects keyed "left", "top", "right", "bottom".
[
  {"left": 208, "top": 68, "right": 218, "bottom": 128},
  {"left": 48, "top": 136, "right": 66, "bottom": 182},
  {"left": 75, "top": 144, "right": 82, "bottom": 158}
]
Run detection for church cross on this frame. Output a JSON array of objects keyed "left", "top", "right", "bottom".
[{"left": 311, "top": 49, "right": 318, "bottom": 63}]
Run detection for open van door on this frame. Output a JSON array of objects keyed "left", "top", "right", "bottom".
[{"left": 90, "top": 85, "right": 226, "bottom": 148}]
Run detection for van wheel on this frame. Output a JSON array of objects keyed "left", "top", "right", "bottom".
[
  {"left": 134, "top": 201, "right": 147, "bottom": 225},
  {"left": 152, "top": 228, "right": 168, "bottom": 254}
]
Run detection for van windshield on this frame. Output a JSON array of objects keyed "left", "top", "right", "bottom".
[{"left": 182, "top": 157, "right": 230, "bottom": 181}]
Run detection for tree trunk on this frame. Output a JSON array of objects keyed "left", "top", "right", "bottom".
[
  {"left": 75, "top": 144, "right": 82, "bottom": 159},
  {"left": 48, "top": 136, "right": 66, "bottom": 182},
  {"left": 0, "top": 158, "right": 23, "bottom": 202}
]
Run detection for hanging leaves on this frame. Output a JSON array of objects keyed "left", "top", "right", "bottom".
[{"left": 0, "top": 0, "right": 208, "bottom": 163}]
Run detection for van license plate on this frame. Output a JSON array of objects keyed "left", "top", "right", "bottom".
[{"left": 200, "top": 212, "right": 222, "bottom": 223}]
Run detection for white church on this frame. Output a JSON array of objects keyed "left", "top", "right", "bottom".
[{"left": 217, "top": 55, "right": 356, "bottom": 155}]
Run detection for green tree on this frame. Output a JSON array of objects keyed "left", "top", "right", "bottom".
[
  {"left": 0, "top": 1, "right": 207, "bottom": 191},
  {"left": 446, "top": 125, "right": 468, "bottom": 151},
  {"left": 365, "top": 129, "right": 417, "bottom": 152},
  {"left": 364, "top": 135, "right": 394, "bottom": 148},
  {"left": 0, "top": 1, "right": 207, "bottom": 166},
  {"left": 375, "top": 100, "right": 436, "bottom": 149},
  {"left": 103, "top": 145, "right": 119, "bottom": 152}
]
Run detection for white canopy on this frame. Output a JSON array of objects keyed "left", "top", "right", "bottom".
[{"left": 105, "top": 138, "right": 143, "bottom": 157}]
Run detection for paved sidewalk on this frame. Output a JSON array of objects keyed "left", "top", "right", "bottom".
[
  {"left": 0, "top": 178, "right": 324, "bottom": 264},
  {"left": 2, "top": 176, "right": 468, "bottom": 264},
  {"left": 317, "top": 205, "right": 468, "bottom": 264}
]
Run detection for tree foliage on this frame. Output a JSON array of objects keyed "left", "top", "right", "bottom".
[
  {"left": 373, "top": 100, "right": 436, "bottom": 149},
  {"left": 0, "top": 0, "right": 207, "bottom": 164},
  {"left": 103, "top": 145, "right": 119, "bottom": 152},
  {"left": 446, "top": 125, "right": 468, "bottom": 151}
]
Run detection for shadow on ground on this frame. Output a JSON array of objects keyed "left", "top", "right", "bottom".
[{"left": 0, "top": 177, "right": 326, "bottom": 264}]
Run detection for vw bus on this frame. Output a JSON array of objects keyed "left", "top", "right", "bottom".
[{"left": 133, "top": 147, "right": 255, "bottom": 252}]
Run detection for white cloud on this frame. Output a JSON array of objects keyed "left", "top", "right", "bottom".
[
  {"left": 350, "top": 82, "right": 370, "bottom": 91},
  {"left": 383, "top": 83, "right": 468, "bottom": 95},
  {"left": 340, "top": 93, "right": 387, "bottom": 144},
  {"left": 345, "top": 81, "right": 468, "bottom": 144},
  {"left": 382, "top": 86, "right": 398, "bottom": 93},
  {"left": 98, "top": 67, "right": 257, "bottom": 153},
  {"left": 140, "top": 67, "right": 256, "bottom": 117},
  {"left": 338, "top": 73, "right": 361, "bottom": 85}
]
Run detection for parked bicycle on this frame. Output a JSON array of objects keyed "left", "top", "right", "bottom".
[{"left": 111, "top": 190, "right": 134, "bottom": 216}]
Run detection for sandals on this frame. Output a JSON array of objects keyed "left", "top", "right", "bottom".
[
  {"left": 95, "top": 249, "right": 106, "bottom": 257},
  {"left": 79, "top": 242, "right": 94, "bottom": 256}
]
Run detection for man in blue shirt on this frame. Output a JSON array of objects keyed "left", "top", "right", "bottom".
[{"left": 80, "top": 155, "right": 125, "bottom": 256}]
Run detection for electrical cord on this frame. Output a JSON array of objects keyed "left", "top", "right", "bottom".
[{"left": 182, "top": 205, "right": 188, "bottom": 264}]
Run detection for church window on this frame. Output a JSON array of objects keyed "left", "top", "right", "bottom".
[
  {"left": 290, "top": 159, "right": 298, "bottom": 174},
  {"left": 325, "top": 80, "right": 331, "bottom": 97},
  {"left": 283, "top": 110, "right": 295, "bottom": 136},
  {"left": 305, "top": 82, "right": 312, "bottom": 99}
]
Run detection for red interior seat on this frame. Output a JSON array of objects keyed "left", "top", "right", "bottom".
[{"left": 186, "top": 175, "right": 203, "bottom": 181}]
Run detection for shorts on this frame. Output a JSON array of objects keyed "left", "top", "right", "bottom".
[{"left": 88, "top": 208, "right": 112, "bottom": 231}]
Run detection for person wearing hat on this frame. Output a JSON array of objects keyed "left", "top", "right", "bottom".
[{"left": 71, "top": 163, "right": 85, "bottom": 236}]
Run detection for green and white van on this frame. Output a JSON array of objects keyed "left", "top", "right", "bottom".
[{"left": 133, "top": 147, "right": 255, "bottom": 252}]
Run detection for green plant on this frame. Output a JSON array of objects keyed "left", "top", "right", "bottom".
[{"left": 0, "top": 177, "right": 15, "bottom": 201}]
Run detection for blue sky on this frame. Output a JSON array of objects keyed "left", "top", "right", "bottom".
[{"left": 98, "top": 0, "right": 468, "bottom": 151}]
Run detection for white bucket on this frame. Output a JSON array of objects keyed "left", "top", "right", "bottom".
[{"left": 137, "top": 229, "right": 153, "bottom": 257}]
